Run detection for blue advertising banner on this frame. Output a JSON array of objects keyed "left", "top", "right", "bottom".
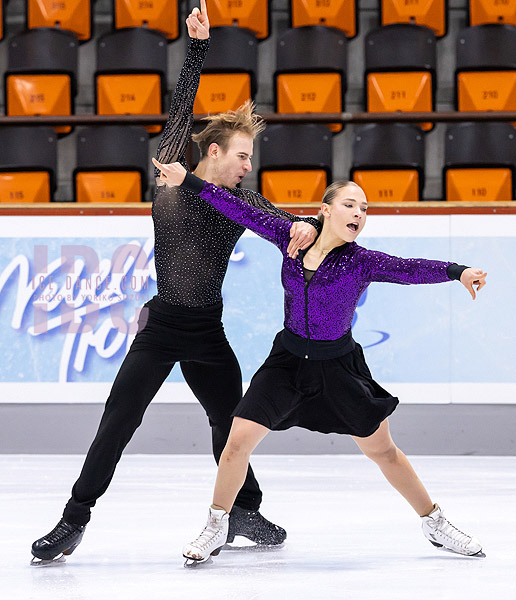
[{"left": 0, "top": 215, "right": 513, "bottom": 404}]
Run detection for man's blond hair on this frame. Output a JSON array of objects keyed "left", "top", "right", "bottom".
[{"left": 192, "top": 100, "right": 266, "bottom": 158}]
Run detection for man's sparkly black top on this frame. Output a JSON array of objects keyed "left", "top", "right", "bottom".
[{"left": 152, "top": 38, "right": 319, "bottom": 307}]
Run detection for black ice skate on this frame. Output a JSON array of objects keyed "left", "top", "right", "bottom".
[
  {"left": 31, "top": 518, "right": 86, "bottom": 566},
  {"left": 226, "top": 505, "right": 287, "bottom": 546}
]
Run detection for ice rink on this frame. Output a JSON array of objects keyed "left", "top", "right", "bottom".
[{"left": 1, "top": 454, "right": 514, "bottom": 600}]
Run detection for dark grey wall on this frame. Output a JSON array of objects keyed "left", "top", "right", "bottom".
[{"left": 1, "top": 403, "right": 514, "bottom": 455}]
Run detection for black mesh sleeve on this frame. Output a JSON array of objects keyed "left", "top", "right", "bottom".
[
  {"left": 154, "top": 38, "right": 210, "bottom": 173},
  {"left": 237, "top": 188, "right": 322, "bottom": 232}
]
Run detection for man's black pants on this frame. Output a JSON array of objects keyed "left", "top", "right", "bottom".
[{"left": 63, "top": 296, "right": 262, "bottom": 526}]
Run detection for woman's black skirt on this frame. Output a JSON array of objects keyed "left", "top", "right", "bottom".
[{"left": 232, "top": 330, "right": 399, "bottom": 438}]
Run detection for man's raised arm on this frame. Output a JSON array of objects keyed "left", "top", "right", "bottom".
[{"left": 155, "top": 1, "right": 210, "bottom": 170}]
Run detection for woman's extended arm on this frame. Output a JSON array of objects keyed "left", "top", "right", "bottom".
[
  {"left": 238, "top": 188, "right": 321, "bottom": 258},
  {"left": 358, "top": 248, "right": 486, "bottom": 299},
  {"left": 152, "top": 159, "right": 292, "bottom": 250}
]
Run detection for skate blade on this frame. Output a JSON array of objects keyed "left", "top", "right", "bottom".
[
  {"left": 224, "top": 538, "right": 285, "bottom": 552},
  {"left": 430, "top": 541, "right": 486, "bottom": 558},
  {"left": 183, "top": 556, "right": 213, "bottom": 568},
  {"left": 30, "top": 555, "right": 66, "bottom": 567},
  {"left": 183, "top": 545, "right": 222, "bottom": 568}
]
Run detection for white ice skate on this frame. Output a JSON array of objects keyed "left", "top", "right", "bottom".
[
  {"left": 421, "top": 504, "right": 485, "bottom": 557},
  {"left": 183, "top": 507, "right": 229, "bottom": 567}
]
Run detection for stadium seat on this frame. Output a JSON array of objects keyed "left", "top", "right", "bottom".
[
  {"left": 5, "top": 28, "right": 78, "bottom": 135},
  {"left": 0, "top": 127, "right": 57, "bottom": 202},
  {"left": 258, "top": 124, "right": 332, "bottom": 204},
  {"left": 290, "top": 0, "right": 358, "bottom": 39},
  {"left": 365, "top": 24, "right": 436, "bottom": 131},
  {"left": 350, "top": 124, "right": 425, "bottom": 202},
  {"left": 380, "top": 0, "right": 447, "bottom": 38},
  {"left": 444, "top": 122, "right": 515, "bottom": 201},
  {"left": 455, "top": 25, "right": 516, "bottom": 121},
  {"left": 469, "top": 0, "right": 516, "bottom": 27},
  {"left": 194, "top": 27, "right": 257, "bottom": 115},
  {"left": 73, "top": 126, "right": 149, "bottom": 202},
  {"left": 275, "top": 26, "right": 347, "bottom": 133},
  {"left": 208, "top": 0, "right": 270, "bottom": 40},
  {"left": 95, "top": 28, "right": 167, "bottom": 135},
  {"left": 113, "top": 0, "right": 180, "bottom": 42},
  {"left": 27, "top": 0, "right": 93, "bottom": 42}
]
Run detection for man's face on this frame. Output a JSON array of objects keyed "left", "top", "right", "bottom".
[{"left": 214, "top": 133, "right": 254, "bottom": 188}]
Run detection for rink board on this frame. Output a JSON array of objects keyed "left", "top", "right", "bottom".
[{"left": 0, "top": 214, "right": 513, "bottom": 405}]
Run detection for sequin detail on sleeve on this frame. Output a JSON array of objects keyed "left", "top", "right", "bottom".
[
  {"left": 198, "top": 182, "right": 294, "bottom": 249},
  {"left": 154, "top": 38, "right": 210, "bottom": 173},
  {"left": 357, "top": 247, "right": 453, "bottom": 285}
]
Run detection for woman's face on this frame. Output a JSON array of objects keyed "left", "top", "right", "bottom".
[{"left": 322, "top": 184, "right": 368, "bottom": 242}]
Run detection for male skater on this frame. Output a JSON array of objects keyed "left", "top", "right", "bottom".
[{"left": 31, "top": 1, "right": 319, "bottom": 564}]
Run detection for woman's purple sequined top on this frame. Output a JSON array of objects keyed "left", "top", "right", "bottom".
[{"left": 182, "top": 175, "right": 456, "bottom": 342}]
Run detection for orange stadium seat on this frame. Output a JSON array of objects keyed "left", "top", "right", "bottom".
[
  {"left": 73, "top": 126, "right": 149, "bottom": 202},
  {"left": 95, "top": 28, "right": 167, "bottom": 135},
  {"left": 455, "top": 25, "right": 516, "bottom": 122},
  {"left": 351, "top": 124, "right": 425, "bottom": 202},
  {"left": 258, "top": 124, "right": 332, "bottom": 204},
  {"left": 444, "top": 122, "right": 515, "bottom": 201},
  {"left": 0, "top": 127, "right": 58, "bottom": 202},
  {"left": 290, "top": 0, "right": 358, "bottom": 39},
  {"left": 27, "top": 0, "right": 93, "bottom": 42},
  {"left": 194, "top": 27, "right": 257, "bottom": 115},
  {"left": 275, "top": 26, "right": 347, "bottom": 134},
  {"left": 380, "top": 0, "right": 447, "bottom": 38},
  {"left": 469, "top": 0, "right": 516, "bottom": 26},
  {"left": 114, "top": 0, "right": 180, "bottom": 41},
  {"left": 365, "top": 24, "right": 436, "bottom": 131},
  {"left": 5, "top": 29, "right": 78, "bottom": 136},
  {"left": 208, "top": 0, "right": 270, "bottom": 40}
]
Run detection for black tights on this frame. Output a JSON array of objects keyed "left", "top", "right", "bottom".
[{"left": 63, "top": 297, "right": 262, "bottom": 526}]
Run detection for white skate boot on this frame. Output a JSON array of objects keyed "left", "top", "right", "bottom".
[
  {"left": 421, "top": 504, "right": 485, "bottom": 557},
  {"left": 183, "top": 507, "right": 229, "bottom": 567}
]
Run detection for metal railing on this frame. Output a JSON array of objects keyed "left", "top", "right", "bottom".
[{"left": 0, "top": 111, "right": 515, "bottom": 126}]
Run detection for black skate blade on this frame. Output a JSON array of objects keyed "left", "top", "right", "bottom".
[
  {"left": 30, "top": 555, "right": 66, "bottom": 567},
  {"left": 224, "top": 539, "right": 285, "bottom": 553}
]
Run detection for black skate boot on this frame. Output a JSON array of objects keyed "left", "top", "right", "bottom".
[
  {"left": 31, "top": 518, "right": 86, "bottom": 565},
  {"left": 226, "top": 505, "right": 286, "bottom": 546}
]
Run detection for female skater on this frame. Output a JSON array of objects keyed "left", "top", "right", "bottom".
[{"left": 153, "top": 159, "right": 487, "bottom": 565}]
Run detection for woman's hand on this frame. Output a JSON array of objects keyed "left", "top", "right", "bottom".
[
  {"left": 460, "top": 268, "right": 487, "bottom": 300},
  {"left": 186, "top": 0, "right": 210, "bottom": 40},
  {"left": 152, "top": 158, "right": 187, "bottom": 188},
  {"left": 287, "top": 221, "right": 318, "bottom": 259}
]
